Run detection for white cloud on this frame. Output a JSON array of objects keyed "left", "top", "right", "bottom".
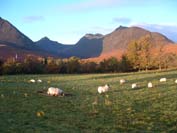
[{"left": 23, "top": 16, "right": 45, "bottom": 23}]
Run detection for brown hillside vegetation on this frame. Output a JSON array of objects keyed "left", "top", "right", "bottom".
[
  {"left": 85, "top": 50, "right": 125, "bottom": 62},
  {"left": 164, "top": 44, "right": 177, "bottom": 54},
  {"left": 102, "top": 26, "right": 173, "bottom": 53},
  {"left": 0, "top": 43, "right": 51, "bottom": 60}
]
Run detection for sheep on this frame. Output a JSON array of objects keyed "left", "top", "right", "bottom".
[
  {"left": 98, "top": 84, "right": 110, "bottom": 94},
  {"left": 120, "top": 79, "right": 126, "bottom": 85},
  {"left": 160, "top": 78, "right": 167, "bottom": 82},
  {"left": 47, "top": 87, "right": 63, "bottom": 96},
  {"left": 29, "top": 79, "right": 35, "bottom": 83},
  {"left": 148, "top": 82, "right": 153, "bottom": 88},
  {"left": 132, "top": 83, "right": 137, "bottom": 89},
  {"left": 37, "top": 79, "right": 42, "bottom": 83},
  {"left": 175, "top": 79, "right": 177, "bottom": 84}
]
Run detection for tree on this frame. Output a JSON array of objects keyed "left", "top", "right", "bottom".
[
  {"left": 23, "top": 55, "right": 44, "bottom": 74},
  {"left": 119, "top": 55, "right": 132, "bottom": 72},
  {"left": 162, "top": 53, "right": 177, "bottom": 69},
  {"left": 152, "top": 44, "right": 165, "bottom": 70},
  {"left": 66, "top": 57, "right": 80, "bottom": 73},
  {"left": 0, "top": 59, "right": 3, "bottom": 75},
  {"left": 99, "top": 57, "right": 119, "bottom": 72},
  {"left": 127, "top": 40, "right": 141, "bottom": 70},
  {"left": 80, "top": 61, "right": 97, "bottom": 73},
  {"left": 2, "top": 57, "right": 17, "bottom": 74},
  {"left": 138, "top": 35, "right": 153, "bottom": 70},
  {"left": 127, "top": 35, "right": 153, "bottom": 71}
]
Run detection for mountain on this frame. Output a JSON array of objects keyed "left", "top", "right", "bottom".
[
  {"left": 62, "top": 33, "right": 104, "bottom": 58},
  {"left": 0, "top": 17, "right": 53, "bottom": 59},
  {"left": 0, "top": 17, "right": 36, "bottom": 49},
  {"left": 35, "top": 37, "right": 73, "bottom": 57},
  {"left": 63, "top": 26, "right": 173, "bottom": 59},
  {"left": 0, "top": 17, "right": 175, "bottom": 60},
  {"left": 102, "top": 26, "right": 173, "bottom": 54}
]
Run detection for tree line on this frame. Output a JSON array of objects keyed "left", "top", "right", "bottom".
[
  {"left": 0, "top": 55, "right": 133, "bottom": 75},
  {"left": 0, "top": 36, "right": 177, "bottom": 75},
  {"left": 126, "top": 35, "right": 177, "bottom": 71}
]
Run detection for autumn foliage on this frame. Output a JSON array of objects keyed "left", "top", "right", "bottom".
[{"left": 0, "top": 36, "right": 177, "bottom": 75}]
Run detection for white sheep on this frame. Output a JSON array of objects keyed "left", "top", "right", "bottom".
[
  {"left": 160, "top": 78, "right": 167, "bottom": 82},
  {"left": 98, "top": 84, "right": 110, "bottom": 94},
  {"left": 175, "top": 79, "right": 177, "bottom": 84},
  {"left": 47, "top": 87, "right": 63, "bottom": 96},
  {"left": 132, "top": 83, "right": 137, "bottom": 89},
  {"left": 120, "top": 79, "right": 126, "bottom": 85},
  {"left": 29, "top": 79, "right": 35, "bottom": 83},
  {"left": 37, "top": 79, "right": 42, "bottom": 83},
  {"left": 148, "top": 82, "right": 153, "bottom": 88}
]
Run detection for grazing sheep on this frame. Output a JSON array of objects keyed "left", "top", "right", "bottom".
[
  {"left": 132, "top": 83, "right": 137, "bottom": 89},
  {"left": 175, "top": 79, "right": 177, "bottom": 84},
  {"left": 160, "top": 78, "right": 167, "bottom": 82},
  {"left": 29, "top": 79, "right": 35, "bottom": 83},
  {"left": 148, "top": 82, "right": 153, "bottom": 88},
  {"left": 120, "top": 79, "right": 126, "bottom": 85},
  {"left": 47, "top": 87, "right": 63, "bottom": 96},
  {"left": 98, "top": 84, "right": 110, "bottom": 94},
  {"left": 37, "top": 79, "right": 42, "bottom": 83}
]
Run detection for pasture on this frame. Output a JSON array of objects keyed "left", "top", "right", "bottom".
[{"left": 0, "top": 70, "right": 177, "bottom": 132}]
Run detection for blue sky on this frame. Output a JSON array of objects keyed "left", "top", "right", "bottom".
[{"left": 1, "top": 0, "right": 177, "bottom": 44}]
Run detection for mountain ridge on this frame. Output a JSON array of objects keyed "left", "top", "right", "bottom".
[{"left": 0, "top": 17, "right": 176, "bottom": 60}]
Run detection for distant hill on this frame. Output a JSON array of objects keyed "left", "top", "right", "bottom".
[
  {"left": 0, "top": 17, "right": 36, "bottom": 50},
  {"left": 0, "top": 43, "right": 51, "bottom": 60},
  {"left": 103, "top": 26, "right": 173, "bottom": 52},
  {"left": 64, "top": 26, "right": 173, "bottom": 59},
  {"left": 0, "top": 17, "right": 176, "bottom": 61},
  {"left": 0, "top": 17, "right": 53, "bottom": 59},
  {"left": 35, "top": 37, "right": 73, "bottom": 57},
  {"left": 62, "top": 34, "right": 104, "bottom": 58}
]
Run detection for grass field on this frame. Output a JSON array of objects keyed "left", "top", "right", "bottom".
[{"left": 0, "top": 70, "right": 177, "bottom": 132}]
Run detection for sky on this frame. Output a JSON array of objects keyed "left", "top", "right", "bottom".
[{"left": 1, "top": 0, "right": 177, "bottom": 44}]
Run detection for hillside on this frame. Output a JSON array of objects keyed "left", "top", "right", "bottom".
[
  {"left": 62, "top": 26, "right": 173, "bottom": 59},
  {"left": 0, "top": 43, "right": 51, "bottom": 60},
  {"left": 35, "top": 37, "right": 73, "bottom": 57},
  {"left": 0, "top": 17, "right": 35, "bottom": 49},
  {"left": 0, "top": 17, "right": 176, "bottom": 60},
  {"left": 102, "top": 26, "right": 173, "bottom": 53},
  {"left": 0, "top": 17, "right": 54, "bottom": 59},
  {"left": 62, "top": 34, "right": 104, "bottom": 58}
]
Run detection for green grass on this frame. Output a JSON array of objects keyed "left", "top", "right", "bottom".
[{"left": 0, "top": 70, "right": 177, "bottom": 132}]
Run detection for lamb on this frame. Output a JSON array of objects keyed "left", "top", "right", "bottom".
[
  {"left": 160, "top": 78, "right": 167, "bottom": 82},
  {"left": 132, "top": 83, "right": 137, "bottom": 89},
  {"left": 98, "top": 84, "right": 110, "bottom": 94},
  {"left": 29, "top": 79, "right": 35, "bottom": 83},
  {"left": 47, "top": 87, "right": 63, "bottom": 96},
  {"left": 120, "top": 79, "right": 126, "bottom": 85},
  {"left": 37, "top": 79, "right": 42, "bottom": 83},
  {"left": 148, "top": 82, "right": 153, "bottom": 88},
  {"left": 175, "top": 79, "right": 177, "bottom": 84}
]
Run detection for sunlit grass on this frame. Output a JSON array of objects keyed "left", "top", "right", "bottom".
[{"left": 0, "top": 70, "right": 177, "bottom": 132}]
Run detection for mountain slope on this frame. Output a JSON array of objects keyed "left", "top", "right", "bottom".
[
  {"left": 0, "top": 17, "right": 175, "bottom": 60},
  {"left": 63, "top": 34, "right": 103, "bottom": 58},
  {"left": 0, "top": 17, "right": 36, "bottom": 50},
  {"left": 0, "top": 17, "right": 53, "bottom": 59},
  {"left": 64, "top": 26, "right": 173, "bottom": 59},
  {"left": 35, "top": 37, "right": 73, "bottom": 56},
  {"left": 102, "top": 26, "right": 173, "bottom": 54}
]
